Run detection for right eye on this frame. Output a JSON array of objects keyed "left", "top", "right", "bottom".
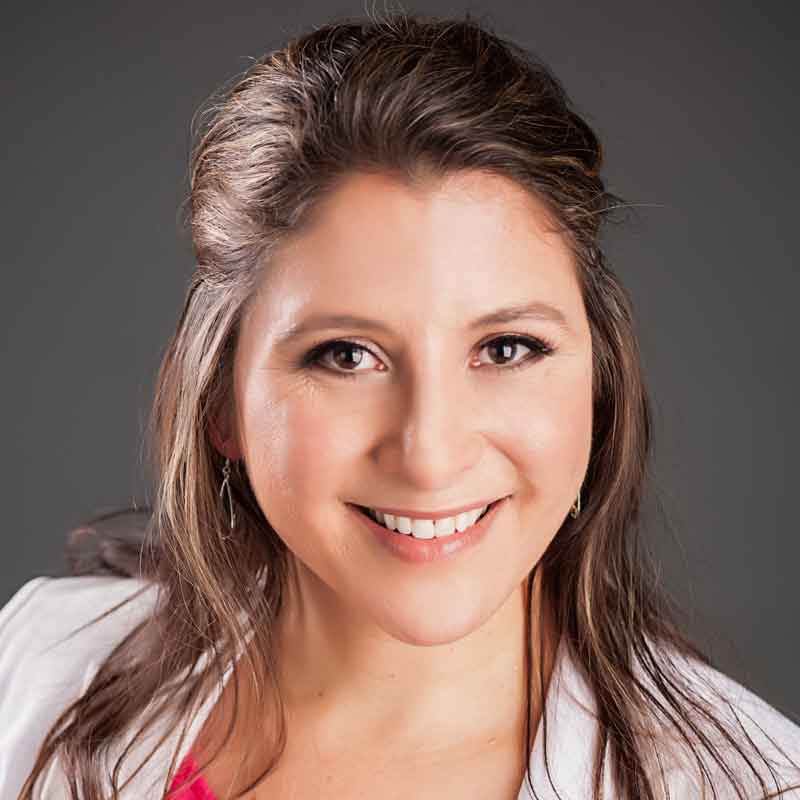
[{"left": 304, "top": 340, "right": 383, "bottom": 378}]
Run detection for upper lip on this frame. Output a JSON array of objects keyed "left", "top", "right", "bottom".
[{"left": 353, "top": 495, "right": 509, "bottom": 521}]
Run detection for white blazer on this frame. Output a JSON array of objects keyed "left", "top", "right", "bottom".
[{"left": 1, "top": 575, "right": 799, "bottom": 799}]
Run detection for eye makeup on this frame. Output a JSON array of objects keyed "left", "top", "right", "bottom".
[{"left": 297, "top": 333, "right": 557, "bottom": 379}]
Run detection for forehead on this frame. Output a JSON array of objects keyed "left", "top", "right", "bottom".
[{"left": 244, "top": 169, "right": 584, "bottom": 339}]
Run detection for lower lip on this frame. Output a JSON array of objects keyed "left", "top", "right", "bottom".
[{"left": 348, "top": 496, "right": 511, "bottom": 564}]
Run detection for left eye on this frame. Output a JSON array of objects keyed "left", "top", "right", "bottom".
[
  {"left": 305, "top": 335, "right": 554, "bottom": 375},
  {"left": 476, "top": 335, "right": 546, "bottom": 367}
]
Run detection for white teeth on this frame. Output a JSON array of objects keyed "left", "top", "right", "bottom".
[
  {"left": 410, "top": 519, "right": 435, "bottom": 539},
  {"left": 367, "top": 504, "right": 490, "bottom": 538},
  {"left": 434, "top": 515, "right": 456, "bottom": 536}
]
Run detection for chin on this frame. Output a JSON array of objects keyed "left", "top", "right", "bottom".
[{"left": 375, "top": 601, "right": 495, "bottom": 647}]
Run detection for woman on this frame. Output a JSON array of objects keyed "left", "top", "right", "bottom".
[{"left": 2, "top": 11, "right": 798, "bottom": 800}]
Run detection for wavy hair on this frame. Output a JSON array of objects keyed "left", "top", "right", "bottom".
[{"left": 18, "top": 10, "right": 800, "bottom": 799}]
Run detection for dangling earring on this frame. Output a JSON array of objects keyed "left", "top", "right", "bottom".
[
  {"left": 219, "top": 457, "right": 236, "bottom": 531},
  {"left": 570, "top": 490, "right": 581, "bottom": 519}
]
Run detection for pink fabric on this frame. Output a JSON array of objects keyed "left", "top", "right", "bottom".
[{"left": 168, "top": 751, "right": 217, "bottom": 800}]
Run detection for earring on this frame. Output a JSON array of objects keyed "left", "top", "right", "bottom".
[
  {"left": 219, "top": 457, "right": 236, "bottom": 531},
  {"left": 570, "top": 490, "right": 581, "bottom": 519}
]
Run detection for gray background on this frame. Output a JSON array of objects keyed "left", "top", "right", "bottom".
[{"left": 2, "top": 1, "right": 797, "bottom": 721}]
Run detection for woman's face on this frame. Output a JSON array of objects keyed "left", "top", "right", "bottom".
[{"left": 227, "top": 169, "right": 593, "bottom": 646}]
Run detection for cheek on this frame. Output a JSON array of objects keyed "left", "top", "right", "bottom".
[
  {"left": 500, "top": 361, "right": 593, "bottom": 500},
  {"left": 236, "top": 376, "right": 360, "bottom": 522},
  {"left": 236, "top": 355, "right": 592, "bottom": 533}
]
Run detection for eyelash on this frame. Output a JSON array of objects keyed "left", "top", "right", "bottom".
[{"left": 299, "top": 334, "right": 556, "bottom": 379}]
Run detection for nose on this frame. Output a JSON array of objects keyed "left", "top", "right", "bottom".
[{"left": 373, "top": 360, "right": 483, "bottom": 491}]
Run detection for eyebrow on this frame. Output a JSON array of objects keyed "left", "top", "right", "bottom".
[{"left": 275, "top": 300, "right": 572, "bottom": 346}]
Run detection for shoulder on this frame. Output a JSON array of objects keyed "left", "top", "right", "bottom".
[
  {"left": 645, "top": 643, "right": 800, "bottom": 798},
  {"left": 0, "top": 575, "right": 158, "bottom": 796},
  {"left": 0, "top": 575, "right": 158, "bottom": 668}
]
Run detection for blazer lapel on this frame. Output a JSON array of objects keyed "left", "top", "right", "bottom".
[{"left": 518, "top": 637, "right": 614, "bottom": 799}]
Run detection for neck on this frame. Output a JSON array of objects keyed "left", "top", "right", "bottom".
[{"left": 271, "top": 557, "right": 559, "bottom": 758}]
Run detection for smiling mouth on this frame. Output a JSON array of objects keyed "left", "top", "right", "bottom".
[{"left": 351, "top": 496, "right": 505, "bottom": 538}]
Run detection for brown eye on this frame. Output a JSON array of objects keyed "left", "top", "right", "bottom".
[
  {"left": 476, "top": 335, "right": 553, "bottom": 370},
  {"left": 301, "top": 334, "right": 555, "bottom": 379},
  {"left": 327, "top": 343, "right": 369, "bottom": 370},
  {"left": 305, "top": 340, "right": 381, "bottom": 376}
]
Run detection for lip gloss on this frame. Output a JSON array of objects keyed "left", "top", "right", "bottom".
[{"left": 348, "top": 496, "right": 510, "bottom": 564}]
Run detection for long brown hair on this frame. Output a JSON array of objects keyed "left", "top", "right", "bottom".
[{"left": 19, "top": 11, "right": 800, "bottom": 799}]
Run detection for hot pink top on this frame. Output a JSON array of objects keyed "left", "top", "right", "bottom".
[{"left": 168, "top": 751, "right": 217, "bottom": 799}]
